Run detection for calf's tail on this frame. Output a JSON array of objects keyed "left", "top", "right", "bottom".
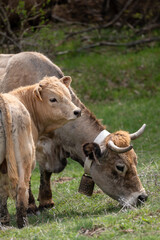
[{"left": 0, "top": 95, "right": 18, "bottom": 195}]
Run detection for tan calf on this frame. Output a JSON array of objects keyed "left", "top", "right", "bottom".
[
  {"left": 0, "top": 75, "right": 81, "bottom": 228},
  {"left": 0, "top": 94, "right": 35, "bottom": 228}
]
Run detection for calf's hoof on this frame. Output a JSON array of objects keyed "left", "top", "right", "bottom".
[
  {"left": 0, "top": 219, "right": 10, "bottom": 227},
  {"left": 0, "top": 214, "right": 10, "bottom": 226},
  {"left": 17, "top": 217, "right": 28, "bottom": 229}
]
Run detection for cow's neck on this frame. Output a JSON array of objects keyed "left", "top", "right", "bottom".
[{"left": 54, "top": 89, "right": 105, "bottom": 165}]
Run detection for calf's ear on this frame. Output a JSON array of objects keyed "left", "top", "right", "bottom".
[
  {"left": 60, "top": 76, "right": 72, "bottom": 88},
  {"left": 83, "top": 143, "right": 101, "bottom": 165},
  {"left": 33, "top": 85, "right": 43, "bottom": 101}
]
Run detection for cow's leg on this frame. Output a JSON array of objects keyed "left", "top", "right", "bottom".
[
  {"left": 27, "top": 180, "right": 38, "bottom": 214},
  {"left": 38, "top": 168, "right": 54, "bottom": 210}
]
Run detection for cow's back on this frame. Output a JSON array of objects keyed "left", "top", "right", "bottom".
[
  {"left": 0, "top": 54, "right": 14, "bottom": 84},
  {"left": 0, "top": 52, "right": 64, "bottom": 93},
  {"left": 0, "top": 54, "right": 13, "bottom": 69}
]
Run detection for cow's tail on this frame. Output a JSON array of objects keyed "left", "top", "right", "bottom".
[{"left": 0, "top": 95, "right": 18, "bottom": 195}]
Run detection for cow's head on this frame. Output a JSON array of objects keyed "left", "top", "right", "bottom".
[
  {"left": 83, "top": 125, "right": 148, "bottom": 207},
  {"left": 33, "top": 76, "right": 81, "bottom": 131}
]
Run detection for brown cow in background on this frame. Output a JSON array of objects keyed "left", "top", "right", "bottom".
[{"left": 0, "top": 52, "right": 148, "bottom": 215}]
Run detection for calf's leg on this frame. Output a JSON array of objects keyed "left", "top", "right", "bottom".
[
  {"left": 0, "top": 193, "right": 10, "bottom": 226},
  {"left": 0, "top": 171, "right": 10, "bottom": 225},
  {"left": 16, "top": 183, "right": 29, "bottom": 228},
  {"left": 0, "top": 196, "right": 9, "bottom": 226}
]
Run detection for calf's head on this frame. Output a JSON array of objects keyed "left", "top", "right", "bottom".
[
  {"left": 83, "top": 125, "right": 148, "bottom": 207},
  {"left": 34, "top": 76, "right": 81, "bottom": 131}
]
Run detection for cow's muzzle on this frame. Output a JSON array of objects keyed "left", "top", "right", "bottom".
[{"left": 137, "top": 193, "right": 148, "bottom": 206}]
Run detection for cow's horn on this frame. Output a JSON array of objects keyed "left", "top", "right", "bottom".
[
  {"left": 108, "top": 140, "right": 133, "bottom": 153},
  {"left": 130, "top": 124, "right": 146, "bottom": 140}
]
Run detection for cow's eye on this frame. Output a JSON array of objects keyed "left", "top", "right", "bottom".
[
  {"left": 50, "top": 98, "right": 57, "bottom": 102},
  {"left": 116, "top": 164, "right": 125, "bottom": 172}
]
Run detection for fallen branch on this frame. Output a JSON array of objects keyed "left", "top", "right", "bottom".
[
  {"left": 55, "top": 37, "right": 160, "bottom": 55},
  {"left": 135, "top": 23, "right": 160, "bottom": 34},
  {"left": 52, "top": 14, "right": 90, "bottom": 27}
]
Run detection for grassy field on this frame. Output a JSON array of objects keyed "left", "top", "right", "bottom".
[{"left": 0, "top": 27, "right": 160, "bottom": 239}]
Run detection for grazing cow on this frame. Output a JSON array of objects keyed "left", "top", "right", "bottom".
[
  {"left": 82, "top": 127, "right": 147, "bottom": 206},
  {"left": 0, "top": 75, "right": 81, "bottom": 228},
  {"left": 0, "top": 52, "right": 148, "bottom": 212}
]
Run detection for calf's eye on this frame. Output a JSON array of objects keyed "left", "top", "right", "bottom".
[
  {"left": 116, "top": 165, "right": 125, "bottom": 172},
  {"left": 50, "top": 98, "right": 57, "bottom": 102}
]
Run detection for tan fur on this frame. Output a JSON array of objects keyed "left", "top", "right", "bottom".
[
  {"left": 0, "top": 75, "right": 80, "bottom": 228},
  {"left": 0, "top": 93, "right": 35, "bottom": 194},
  {"left": 9, "top": 76, "right": 78, "bottom": 138},
  {"left": 0, "top": 95, "right": 19, "bottom": 192}
]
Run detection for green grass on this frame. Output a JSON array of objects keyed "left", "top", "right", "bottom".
[
  {"left": 24, "top": 24, "right": 160, "bottom": 103},
  {"left": 55, "top": 46, "right": 160, "bottom": 102},
  {"left": 1, "top": 25, "right": 160, "bottom": 239}
]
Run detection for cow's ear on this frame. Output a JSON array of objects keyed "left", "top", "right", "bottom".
[
  {"left": 60, "top": 76, "right": 72, "bottom": 88},
  {"left": 33, "top": 85, "right": 43, "bottom": 101},
  {"left": 83, "top": 143, "right": 101, "bottom": 165}
]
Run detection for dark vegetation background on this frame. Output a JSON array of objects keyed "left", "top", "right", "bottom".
[
  {"left": 0, "top": 0, "right": 160, "bottom": 53},
  {"left": 0, "top": 1, "right": 160, "bottom": 238},
  {"left": 0, "top": 0, "right": 160, "bottom": 103}
]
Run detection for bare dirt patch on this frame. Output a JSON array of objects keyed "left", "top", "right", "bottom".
[
  {"left": 53, "top": 177, "right": 74, "bottom": 184},
  {"left": 79, "top": 224, "right": 105, "bottom": 237},
  {"left": 121, "top": 229, "right": 134, "bottom": 233}
]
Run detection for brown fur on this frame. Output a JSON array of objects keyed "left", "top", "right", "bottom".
[
  {"left": 38, "top": 171, "right": 54, "bottom": 210},
  {"left": 83, "top": 129, "right": 147, "bottom": 206},
  {"left": 106, "top": 130, "right": 130, "bottom": 148},
  {"left": 0, "top": 159, "right": 7, "bottom": 174},
  {"left": 0, "top": 52, "right": 146, "bottom": 210},
  {"left": 71, "top": 91, "right": 104, "bottom": 132}
]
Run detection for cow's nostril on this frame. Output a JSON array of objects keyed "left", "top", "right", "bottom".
[
  {"left": 137, "top": 194, "right": 148, "bottom": 204},
  {"left": 74, "top": 109, "right": 81, "bottom": 117}
]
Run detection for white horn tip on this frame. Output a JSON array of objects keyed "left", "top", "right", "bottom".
[{"left": 130, "top": 123, "right": 146, "bottom": 140}]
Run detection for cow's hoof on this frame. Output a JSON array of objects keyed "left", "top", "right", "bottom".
[
  {"left": 38, "top": 202, "right": 55, "bottom": 211},
  {"left": 27, "top": 204, "right": 38, "bottom": 215}
]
